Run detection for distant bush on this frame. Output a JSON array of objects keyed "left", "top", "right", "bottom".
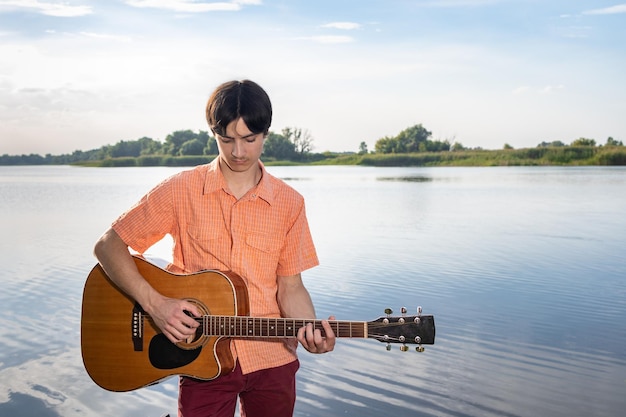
[
  {"left": 161, "top": 156, "right": 213, "bottom": 166},
  {"left": 100, "top": 158, "right": 137, "bottom": 167},
  {"left": 136, "top": 156, "right": 164, "bottom": 166},
  {"left": 596, "top": 149, "right": 626, "bottom": 165},
  {"left": 544, "top": 147, "right": 596, "bottom": 164}
]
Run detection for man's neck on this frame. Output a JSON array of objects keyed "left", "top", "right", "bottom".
[{"left": 218, "top": 158, "right": 262, "bottom": 199}]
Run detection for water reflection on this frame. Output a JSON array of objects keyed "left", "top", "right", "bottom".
[{"left": 376, "top": 175, "right": 433, "bottom": 182}]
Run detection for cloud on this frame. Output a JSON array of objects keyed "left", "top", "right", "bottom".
[
  {"left": 583, "top": 4, "right": 626, "bottom": 15},
  {"left": 0, "top": 0, "right": 93, "bottom": 17},
  {"left": 540, "top": 84, "right": 565, "bottom": 94},
  {"left": 321, "top": 22, "right": 361, "bottom": 30},
  {"left": 0, "top": 348, "right": 178, "bottom": 417},
  {"left": 123, "top": 0, "right": 259, "bottom": 12}
]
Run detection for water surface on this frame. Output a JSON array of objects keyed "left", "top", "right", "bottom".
[{"left": 1, "top": 165, "right": 625, "bottom": 416}]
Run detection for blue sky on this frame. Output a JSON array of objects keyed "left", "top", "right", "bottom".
[{"left": 0, "top": 0, "right": 624, "bottom": 155}]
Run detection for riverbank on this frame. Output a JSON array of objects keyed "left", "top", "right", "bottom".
[{"left": 63, "top": 145, "right": 626, "bottom": 167}]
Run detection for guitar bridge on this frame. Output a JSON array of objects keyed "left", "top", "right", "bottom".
[{"left": 132, "top": 302, "right": 144, "bottom": 351}]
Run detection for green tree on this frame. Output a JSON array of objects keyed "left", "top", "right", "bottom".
[
  {"left": 451, "top": 142, "right": 465, "bottom": 151},
  {"left": 109, "top": 140, "right": 142, "bottom": 158},
  {"left": 538, "top": 140, "right": 566, "bottom": 147},
  {"left": 374, "top": 124, "right": 433, "bottom": 153},
  {"left": 571, "top": 137, "right": 596, "bottom": 147},
  {"left": 396, "top": 124, "right": 432, "bottom": 152},
  {"left": 205, "top": 136, "right": 218, "bottom": 155},
  {"left": 423, "top": 140, "right": 450, "bottom": 152},
  {"left": 164, "top": 130, "right": 198, "bottom": 155},
  {"left": 137, "top": 137, "right": 163, "bottom": 155},
  {"left": 264, "top": 132, "right": 296, "bottom": 160},
  {"left": 358, "top": 141, "right": 368, "bottom": 154},
  {"left": 374, "top": 136, "right": 395, "bottom": 153},
  {"left": 606, "top": 137, "right": 623, "bottom": 146},
  {"left": 179, "top": 139, "right": 205, "bottom": 155}
]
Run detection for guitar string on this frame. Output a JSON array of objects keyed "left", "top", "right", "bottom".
[
  {"left": 203, "top": 317, "right": 423, "bottom": 341},
  {"left": 143, "top": 314, "right": 426, "bottom": 340},
  {"left": 144, "top": 314, "right": 424, "bottom": 328}
]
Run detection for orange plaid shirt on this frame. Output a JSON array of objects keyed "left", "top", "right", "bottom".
[{"left": 112, "top": 159, "right": 319, "bottom": 374}]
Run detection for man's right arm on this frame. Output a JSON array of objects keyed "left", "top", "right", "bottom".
[{"left": 94, "top": 228, "right": 199, "bottom": 343}]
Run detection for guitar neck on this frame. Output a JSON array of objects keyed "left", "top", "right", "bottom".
[{"left": 200, "top": 316, "right": 367, "bottom": 339}]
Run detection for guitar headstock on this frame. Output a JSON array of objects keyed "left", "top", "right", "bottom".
[{"left": 367, "top": 307, "right": 435, "bottom": 352}]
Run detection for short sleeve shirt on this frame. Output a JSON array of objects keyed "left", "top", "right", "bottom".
[{"left": 112, "top": 159, "right": 319, "bottom": 374}]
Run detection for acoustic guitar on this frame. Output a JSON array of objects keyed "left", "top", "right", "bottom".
[{"left": 81, "top": 256, "right": 435, "bottom": 392}]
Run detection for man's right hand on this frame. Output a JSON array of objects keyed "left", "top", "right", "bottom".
[{"left": 147, "top": 296, "right": 201, "bottom": 344}]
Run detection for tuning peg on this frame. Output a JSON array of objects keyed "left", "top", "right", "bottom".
[
  {"left": 417, "top": 306, "right": 422, "bottom": 317},
  {"left": 384, "top": 308, "right": 393, "bottom": 316},
  {"left": 401, "top": 307, "right": 407, "bottom": 316},
  {"left": 415, "top": 334, "right": 425, "bottom": 352},
  {"left": 400, "top": 345, "right": 409, "bottom": 352},
  {"left": 386, "top": 343, "right": 391, "bottom": 351}
]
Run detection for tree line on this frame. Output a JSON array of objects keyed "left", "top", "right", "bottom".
[
  {"left": 369, "top": 124, "right": 623, "bottom": 153},
  {"left": 1, "top": 122, "right": 623, "bottom": 166},
  {"left": 0, "top": 126, "right": 316, "bottom": 165}
]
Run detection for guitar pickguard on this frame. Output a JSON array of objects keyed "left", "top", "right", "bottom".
[{"left": 149, "top": 334, "right": 202, "bottom": 370}]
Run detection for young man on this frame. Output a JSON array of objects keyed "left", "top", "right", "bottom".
[{"left": 94, "top": 80, "right": 335, "bottom": 417}]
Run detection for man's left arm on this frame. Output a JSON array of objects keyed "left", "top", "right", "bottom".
[{"left": 277, "top": 274, "right": 336, "bottom": 354}]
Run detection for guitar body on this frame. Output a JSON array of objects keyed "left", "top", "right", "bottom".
[{"left": 81, "top": 256, "right": 249, "bottom": 392}]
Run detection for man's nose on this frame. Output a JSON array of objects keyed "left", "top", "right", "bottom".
[{"left": 232, "top": 139, "right": 245, "bottom": 158}]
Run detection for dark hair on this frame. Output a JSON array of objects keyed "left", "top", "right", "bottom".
[{"left": 206, "top": 80, "right": 272, "bottom": 136}]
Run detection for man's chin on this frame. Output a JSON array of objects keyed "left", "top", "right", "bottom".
[{"left": 225, "top": 159, "right": 251, "bottom": 171}]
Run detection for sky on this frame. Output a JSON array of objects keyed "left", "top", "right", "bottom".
[{"left": 0, "top": 0, "right": 625, "bottom": 155}]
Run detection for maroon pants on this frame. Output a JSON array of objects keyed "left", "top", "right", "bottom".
[{"left": 178, "top": 360, "right": 300, "bottom": 417}]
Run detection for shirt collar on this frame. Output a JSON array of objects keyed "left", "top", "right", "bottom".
[{"left": 203, "top": 158, "right": 274, "bottom": 205}]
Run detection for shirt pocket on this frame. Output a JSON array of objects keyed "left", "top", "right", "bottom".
[
  {"left": 245, "top": 232, "right": 283, "bottom": 254},
  {"left": 187, "top": 223, "right": 222, "bottom": 242},
  {"left": 185, "top": 225, "right": 229, "bottom": 268}
]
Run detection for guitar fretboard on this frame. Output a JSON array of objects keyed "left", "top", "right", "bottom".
[{"left": 201, "top": 316, "right": 367, "bottom": 339}]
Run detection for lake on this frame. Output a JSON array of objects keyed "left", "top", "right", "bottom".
[{"left": 1, "top": 164, "right": 625, "bottom": 417}]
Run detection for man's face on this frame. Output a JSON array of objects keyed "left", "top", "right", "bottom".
[{"left": 216, "top": 118, "right": 265, "bottom": 174}]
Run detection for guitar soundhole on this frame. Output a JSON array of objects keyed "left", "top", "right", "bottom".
[{"left": 178, "top": 298, "right": 210, "bottom": 350}]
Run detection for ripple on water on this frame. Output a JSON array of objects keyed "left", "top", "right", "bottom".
[{"left": 0, "top": 262, "right": 87, "bottom": 367}]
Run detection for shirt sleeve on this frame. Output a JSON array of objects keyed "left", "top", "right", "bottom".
[
  {"left": 112, "top": 176, "right": 175, "bottom": 254},
  {"left": 276, "top": 199, "right": 319, "bottom": 277}
]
